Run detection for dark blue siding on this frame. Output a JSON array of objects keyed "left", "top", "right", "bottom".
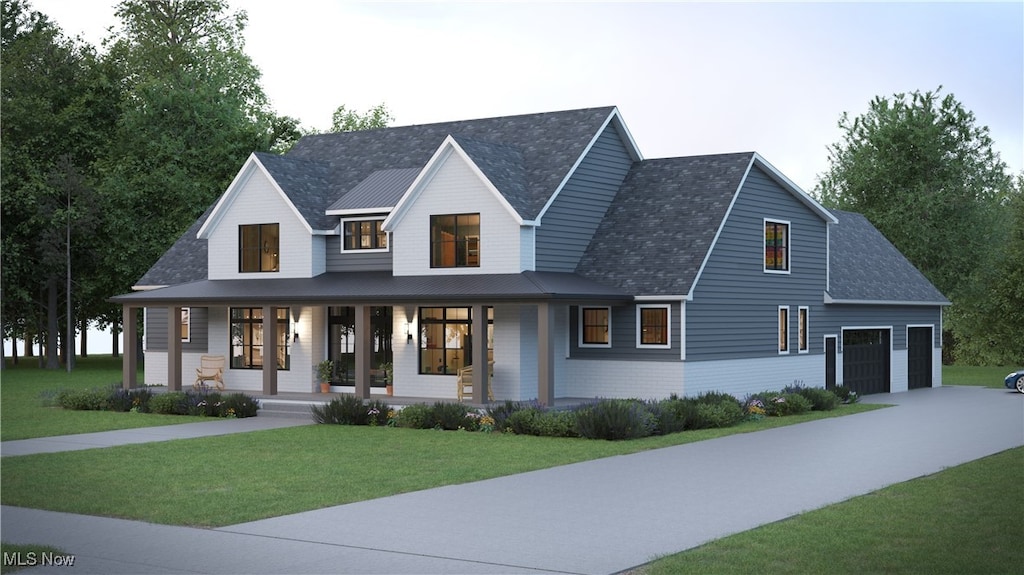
[
  {"left": 536, "top": 125, "right": 634, "bottom": 272},
  {"left": 146, "top": 307, "right": 208, "bottom": 352},
  {"left": 325, "top": 236, "right": 393, "bottom": 272},
  {"left": 687, "top": 166, "right": 829, "bottom": 361},
  {"left": 819, "top": 304, "right": 942, "bottom": 350},
  {"left": 568, "top": 303, "right": 681, "bottom": 361}
]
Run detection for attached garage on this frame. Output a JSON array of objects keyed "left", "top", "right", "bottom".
[
  {"left": 907, "top": 326, "right": 934, "bottom": 390},
  {"left": 843, "top": 329, "right": 890, "bottom": 395}
]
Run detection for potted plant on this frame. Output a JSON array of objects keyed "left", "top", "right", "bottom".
[
  {"left": 381, "top": 361, "right": 394, "bottom": 396},
  {"left": 316, "top": 360, "right": 334, "bottom": 393}
]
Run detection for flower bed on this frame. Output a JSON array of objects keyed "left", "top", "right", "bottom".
[{"left": 56, "top": 384, "right": 259, "bottom": 418}]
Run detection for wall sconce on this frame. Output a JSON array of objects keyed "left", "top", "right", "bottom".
[{"left": 405, "top": 322, "right": 412, "bottom": 344}]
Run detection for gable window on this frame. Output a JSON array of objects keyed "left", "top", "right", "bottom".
[
  {"left": 180, "top": 308, "right": 191, "bottom": 342},
  {"left": 419, "top": 307, "right": 493, "bottom": 375},
  {"left": 430, "top": 214, "right": 480, "bottom": 268},
  {"left": 779, "top": 306, "right": 790, "bottom": 354},
  {"left": 343, "top": 219, "right": 387, "bottom": 251},
  {"left": 239, "top": 223, "right": 279, "bottom": 272},
  {"left": 637, "top": 305, "right": 670, "bottom": 348},
  {"left": 798, "top": 306, "right": 809, "bottom": 353},
  {"left": 230, "top": 307, "right": 290, "bottom": 370},
  {"left": 580, "top": 306, "right": 611, "bottom": 347},
  {"left": 764, "top": 219, "right": 790, "bottom": 273}
]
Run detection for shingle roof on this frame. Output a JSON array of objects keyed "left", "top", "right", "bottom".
[
  {"left": 576, "top": 153, "right": 754, "bottom": 295},
  {"left": 452, "top": 135, "right": 528, "bottom": 215},
  {"left": 828, "top": 210, "right": 949, "bottom": 304},
  {"left": 253, "top": 152, "right": 337, "bottom": 230},
  {"left": 134, "top": 205, "right": 211, "bottom": 288}
]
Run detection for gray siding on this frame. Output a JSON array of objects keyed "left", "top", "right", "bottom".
[
  {"left": 146, "top": 307, "right": 209, "bottom": 352},
  {"left": 818, "top": 304, "right": 943, "bottom": 350},
  {"left": 568, "top": 303, "right": 681, "bottom": 361},
  {"left": 687, "top": 166, "right": 830, "bottom": 361},
  {"left": 536, "top": 125, "right": 634, "bottom": 272},
  {"left": 325, "top": 236, "right": 394, "bottom": 272}
]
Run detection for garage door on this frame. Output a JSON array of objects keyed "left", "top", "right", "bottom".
[
  {"left": 907, "top": 327, "right": 933, "bottom": 390},
  {"left": 843, "top": 329, "right": 890, "bottom": 395}
]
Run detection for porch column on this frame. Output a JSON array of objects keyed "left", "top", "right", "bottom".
[
  {"left": 471, "top": 304, "right": 487, "bottom": 403},
  {"left": 167, "top": 306, "right": 183, "bottom": 391},
  {"left": 354, "top": 304, "right": 371, "bottom": 399},
  {"left": 121, "top": 305, "right": 138, "bottom": 390},
  {"left": 537, "top": 302, "right": 555, "bottom": 406},
  {"left": 262, "top": 306, "right": 278, "bottom": 395}
]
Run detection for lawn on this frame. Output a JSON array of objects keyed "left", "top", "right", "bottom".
[
  {"left": 0, "top": 355, "right": 207, "bottom": 441},
  {"left": 942, "top": 364, "right": 1018, "bottom": 389},
  {"left": 639, "top": 446, "right": 1023, "bottom": 575}
]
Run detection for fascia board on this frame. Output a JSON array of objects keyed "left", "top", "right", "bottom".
[
  {"left": 635, "top": 294, "right": 690, "bottom": 301},
  {"left": 752, "top": 153, "right": 839, "bottom": 224},
  {"left": 326, "top": 207, "right": 394, "bottom": 216},
  {"left": 536, "top": 107, "right": 643, "bottom": 223},
  {"left": 686, "top": 156, "right": 751, "bottom": 301},
  {"left": 197, "top": 154, "right": 314, "bottom": 238}
]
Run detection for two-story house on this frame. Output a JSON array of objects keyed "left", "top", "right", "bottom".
[{"left": 111, "top": 106, "right": 948, "bottom": 403}]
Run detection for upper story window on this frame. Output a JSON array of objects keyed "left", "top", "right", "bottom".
[
  {"left": 344, "top": 219, "right": 387, "bottom": 251},
  {"left": 239, "top": 223, "right": 279, "bottom": 273},
  {"left": 637, "top": 304, "right": 670, "bottom": 348},
  {"left": 580, "top": 306, "right": 611, "bottom": 348},
  {"left": 764, "top": 219, "right": 790, "bottom": 273},
  {"left": 430, "top": 213, "right": 480, "bottom": 268}
]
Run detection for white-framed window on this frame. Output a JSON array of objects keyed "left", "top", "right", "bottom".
[
  {"left": 778, "top": 306, "right": 790, "bottom": 354},
  {"left": 579, "top": 306, "right": 611, "bottom": 348},
  {"left": 764, "top": 219, "right": 791, "bottom": 274},
  {"left": 798, "top": 306, "right": 809, "bottom": 353},
  {"left": 342, "top": 218, "right": 388, "bottom": 252},
  {"left": 180, "top": 307, "right": 191, "bottom": 342},
  {"left": 636, "top": 304, "right": 671, "bottom": 349}
]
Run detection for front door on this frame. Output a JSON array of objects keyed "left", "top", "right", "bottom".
[{"left": 328, "top": 306, "right": 393, "bottom": 386}]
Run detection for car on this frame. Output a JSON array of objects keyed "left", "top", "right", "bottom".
[{"left": 1005, "top": 370, "right": 1024, "bottom": 394}]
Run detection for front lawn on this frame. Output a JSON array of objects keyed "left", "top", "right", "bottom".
[
  {"left": 639, "top": 446, "right": 1023, "bottom": 575},
  {"left": 942, "top": 364, "right": 1018, "bottom": 389}
]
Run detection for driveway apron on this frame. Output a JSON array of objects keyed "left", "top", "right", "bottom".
[{"left": 3, "top": 386, "right": 1022, "bottom": 574}]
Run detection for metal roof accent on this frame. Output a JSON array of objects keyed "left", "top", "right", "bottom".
[{"left": 326, "top": 168, "right": 420, "bottom": 214}]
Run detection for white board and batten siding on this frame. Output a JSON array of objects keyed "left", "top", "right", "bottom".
[
  {"left": 205, "top": 169, "right": 316, "bottom": 280},
  {"left": 391, "top": 152, "right": 529, "bottom": 276}
]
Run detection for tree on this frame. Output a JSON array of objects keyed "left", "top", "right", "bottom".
[
  {"left": 330, "top": 103, "right": 393, "bottom": 133},
  {"left": 815, "top": 88, "right": 1015, "bottom": 364}
]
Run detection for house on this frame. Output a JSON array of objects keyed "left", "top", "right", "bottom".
[{"left": 110, "top": 106, "right": 949, "bottom": 403}]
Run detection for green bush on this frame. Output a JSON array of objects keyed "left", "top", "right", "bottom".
[
  {"left": 762, "top": 392, "right": 812, "bottom": 416},
  {"left": 574, "top": 399, "right": 656, "bottom": 440},
  {"left": 833, "top": 385, "right": 860, "bottom": 404},
  {"left": 430, "top": 401, "right": 473, "bottom": 430},
  {"left": 695, "top": 391, "right": 741, "bottom": 406},
  {"left": 220, "top": 393, "right": 260, "bottom": 418},
  {"left": 505, "top": 408, "right": 578, "bottom": 437},
  {"left": 693, "top": 400, "right": 746, "bottom": 428},
  {"left": 648, "top": 399, "right": 687, "bottom": 435},
  {"left": 149, "top": 392, "right": 190, "bottom": 415},
  {"left": 365, "top": 399, "right": 390, "bottom": 426},
  {"left": 394, "top": 403, "right": 432, "bottom": 429},
  {"left": 662, "top": 397, "right": 701, "bottom": 430},
  {"left": 486, "top": 400, "right": 534, "bottom": 432},
  {"left": 797, "top": 387, "right": 839, "bottom": 411},
  {"left": 56, "top": 387, "right": 109, "bottom": 411},
  {"left": 310, "top": 394, "right": 368, "bottom": 425},
  {"left": 189, "top": 392, "right": 223, "bottom": 417}
]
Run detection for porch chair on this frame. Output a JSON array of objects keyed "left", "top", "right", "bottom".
[
  {"left": 456, "top": 361, "right": 495, "bottom": 402},
  {"left": 194, "top": 355, "right": 225, "bottom": 390}
]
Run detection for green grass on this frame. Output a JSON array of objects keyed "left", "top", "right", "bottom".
[
  {"left": 942, "top": 364, "right": 1017, "bottom": 389},
  {"left": 0, "top": 355, "right": 207, "bottom": 441},
  {"left": 640, "top": 447, "right": 1024, "bottom": 575},
  {"left": 0, "top": 403, "right": 882, "bottom": 527},
  {"left": 0, "top": 543, "right": 70, "bottom": 574}
]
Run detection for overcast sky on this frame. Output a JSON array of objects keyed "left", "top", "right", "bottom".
[{"left": 29, "top": 0, "right": 1024, "bottom": 193}]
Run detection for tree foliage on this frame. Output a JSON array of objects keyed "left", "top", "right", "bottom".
[
  {"left": 330, "top": 103, "right": 393, "bottom": 133},
  {"left": 816, "top": 87, "right": 1017, "bottom": 364}
]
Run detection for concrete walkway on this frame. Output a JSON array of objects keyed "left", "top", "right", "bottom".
[{"left": 2, "top": 386, "right": 1022, "bottom": 574}]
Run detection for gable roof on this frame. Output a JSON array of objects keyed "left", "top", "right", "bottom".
[
  {"left": 576, "top": 153, "right": 755, "bottom": 295},
  {"left": 827, "top": 210, "right": 949, "bottom": 305},
  {"left": 253, "top": 153, "right": 338, "bottom": 230}
]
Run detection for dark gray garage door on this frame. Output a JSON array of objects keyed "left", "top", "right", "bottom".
[
  {"left": 843, "top": 329, "right": 890, "bottom": 395},
  {"left": 907, "top": 327, "right": 933, "bottom": 390}
]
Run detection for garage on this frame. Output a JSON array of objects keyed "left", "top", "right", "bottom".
[
  {"left": 907, "top": 327, "right": 934, "bottom": 390},
  {"left": 843, "top": 329, "right": 890, "bottom": 395}
]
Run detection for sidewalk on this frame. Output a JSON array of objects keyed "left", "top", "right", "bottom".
[{"left": 3, "top": 386, "right": 1022, "bottom": 574}]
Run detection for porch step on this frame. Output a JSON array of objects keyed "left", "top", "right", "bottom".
[{"left": 256, "top": 399, "right": 322, "bottom": 419}]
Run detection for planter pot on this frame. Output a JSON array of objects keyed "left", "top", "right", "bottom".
[
  {"left": 386, "top": 384, "right": 394, "bottom": 396},
  {"left": 320, "top": 382, "right": 331, "bottom": 393}
]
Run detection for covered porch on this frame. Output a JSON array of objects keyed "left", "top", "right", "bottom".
[{"left": 111, "top": 271, "right": 631, "bottom": 406}]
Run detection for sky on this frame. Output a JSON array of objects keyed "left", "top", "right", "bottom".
[{"left": 14, "top": 0, "right": 1024, "bottom": 354}]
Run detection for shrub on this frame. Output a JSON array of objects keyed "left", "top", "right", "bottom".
[
  {"left": 220, "top": 393, "right": 260, "bottom": 418},
  {"left": 486, "top": 400, "right": 535, "bottom": 432},
  {"left": 763, "top": 392, "right": 812, "bottom": 416},
  {"left": 311, "top": 394, "right": 367, "bottom": 425},
  {"left": 504, "top": 408, "right": 578, "bottom": 437},
  {"left": 647, "top": 399, "right": 686, "bottom": 435},
  {"left": 56, "top": 387, "right": 109, "bottom": 411},
  {"left": 365, "top": 399, "right": 390, "bottom": 426},
  {"left": 695, "top": 391, "right": 741, "bottom": 406},
  {"left": 796, "top": 387, "right": 839, "bottom": 411},
  {"left": 430, "top": 401, "right": 473, "bottom": 430},
  {"left": 662, "top": 397, "right": 701, "bottom": 430},
  {"left": 149, "top": 392, "right": 190, "bottom": 415},
  {"left": 188, "top": 392, "right": 223, "bottom": 417},
  {"left": 833, "top": 385, "right": 860, "bottom": 404},
  {"left": 394, "top": 403, "right": 432, "bottom": 429},
  {"left": 574, "top": 399, "right": 656, "bottom": 440},
  {"left": 693, "top": 400, "right": 746, "bottom": 428}
]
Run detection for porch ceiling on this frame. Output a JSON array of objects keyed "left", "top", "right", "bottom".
[{"left": 109, "top": 271, "right": 633, "bottom": 307}]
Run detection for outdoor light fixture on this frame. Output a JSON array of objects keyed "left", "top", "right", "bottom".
[{"left": 405, "top": 322, "right": 412, "bottom": 344}]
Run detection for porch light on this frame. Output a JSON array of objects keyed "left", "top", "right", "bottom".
[{"left": 405, "top": 322, "right": 412, "bottom": 344}]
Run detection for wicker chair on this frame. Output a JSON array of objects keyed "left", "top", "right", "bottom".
[
  {"left": 456, "top": 361, "right": 494, "bottom": 402},
  {"left": 194, "top": 355, "right": 225, "bottom": 390}
]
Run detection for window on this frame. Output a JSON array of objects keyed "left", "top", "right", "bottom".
[
  {"left": 430, "top": 214, "right": 480, "bottom": 267},
  {"left": 239, "top": 223, "right": 279, "bottom": 272},
  {"left": 419, "top": 307, "right": 492, "bottom": 375},
  {"left": 779, "top": 306, "right": 790, "bottom": 354},
  {"left": 580, "top": 306, "right": 611, "bottom": 347},
  {"left": 798, "top": 306, "right": 809, "bottom": 353},
  {"left": 637, "top": 305, "right": 670, "bottom": 348},
  {"left": 765, "top": 220, "right": 790, "bottom": 272},
  {"left": 180, "top": 308, "right": 191, "bottom": 342},
  {"left": 327, "top": 306, "right": 393, "bottom": 386},
  {"left": 230, "top": 308, "right": 290, "bottom": 370},
  {"left": 343, "top": 219, "right": 387, "bottom": 251}
]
